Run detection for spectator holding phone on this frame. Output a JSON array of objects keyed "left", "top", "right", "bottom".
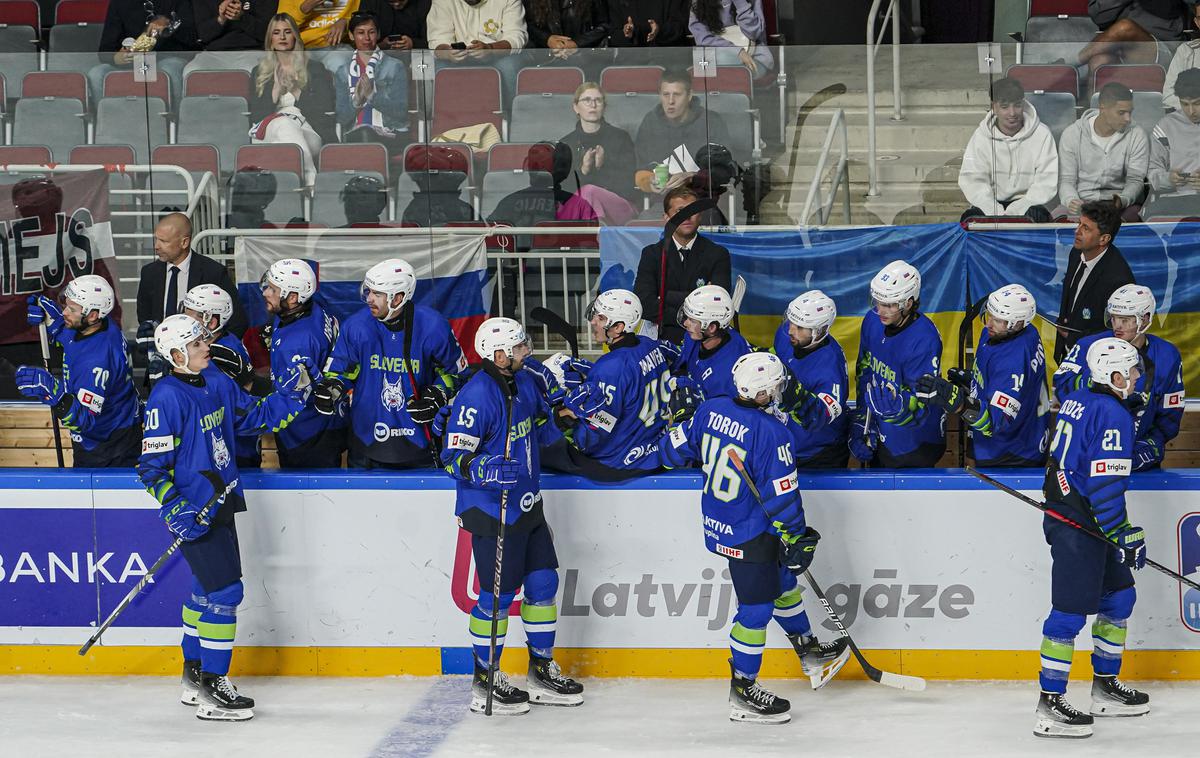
[
  {"left": 358, "top": 0, "right": 431, "bottom": 49},
  {"left": 427, "top": 0, "right": 528, "bottom": 98},
  {"left": 1146, "top": 68, "right": 1200, "bottom": 218},
  {"left": 188, "top": 0, "right": 281, "bottom": 74}
]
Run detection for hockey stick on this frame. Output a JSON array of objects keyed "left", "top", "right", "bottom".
[
  {"left": 80, "top": 471, "right": 237, "bottom": 655},
  {"left": 731, "top": 275, "right": 747, "bottom": 332},
  {"left": 37, "top": 321, "right": 65, "bottom": 468},
  {"left": 966, "top": 467, "right": 1200, "bottom": 592},
  {"left": 529, "top": 306, "right": 578, "bottom": 360},
  {"left": 401, "top": 303, "right": 439, "bottom": 466},
  {"left": 726, "top": 449, "right": 927, "bottom": 692},
  {"left": 485, "top": 383, "right": 515, "bottom": 716}
]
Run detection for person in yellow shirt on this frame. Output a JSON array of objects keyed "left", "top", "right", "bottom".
[{"left": 278, "top": 0, "right": 360, "bottom": 48}]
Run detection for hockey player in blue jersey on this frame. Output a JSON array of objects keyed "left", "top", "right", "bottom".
[
  {"left": 258, "top": 259, "right": 347, "bottom": 468},
  {"left": 1053, "top": 285, "right": 1183, "bottom": 472},
  {"left": 916, "top": 284, "right": 1050, "bottom": 467},
  {"left": 772, "top": 290, "right": 850, "bottom": 468},
  {"left": 642, "top": 352, "right": 848, "bottom": 723},
  {"left": 672, "top": 284, "right": 752, "bottom": 404},
  {"left": 440, "top": 317, "right": 587, "bottom": 715},
  {"left": 1035, "top": 338, "right": 1149, "bottom": 738},
  {"left": 139, "top": 314, "right": 310, "bottom": 721},
  {"left": 183, "top": 285, "right": 269, "bottom": 469},
  {"left": 851, "top": 260, "right": 946, "bottom": 468},
  {"left": 18, "top": 275, "right": 141, "bottom": 467},
  {"left": 316, "top": 258, "right": 468, "bottom": 469}
]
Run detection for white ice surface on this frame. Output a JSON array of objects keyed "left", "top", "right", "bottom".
[{"left": 3, "top": 676, "right": 1197, "bottom": 757}]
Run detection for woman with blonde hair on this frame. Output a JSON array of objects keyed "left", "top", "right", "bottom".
[{"left": 249, "top": 14, "right": 338, "bottom": 187}]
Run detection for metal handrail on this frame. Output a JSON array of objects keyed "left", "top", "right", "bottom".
[
  {"left": 798, "top": 109, "right": 852, "bottom": 226},
  {"left": 866, "top": 0, "right": 904, "bottom": 198}
]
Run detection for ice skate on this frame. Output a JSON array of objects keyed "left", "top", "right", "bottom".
[
  {"left": 789, "top": 633, "right": 851, "bottom": 688},
  {"left": 527, "top": 656, "right": 584, "bottom": 707},
  {"left": 470, "top": 659, "right": 530, "bottom": 715},
  {"left": 728, "top": 660, "right": 791, "bottom": 724},
  {"left": 1034, "top": 691, "right": 1093, "bottom": 738},
  {"left": 1091, "top": 675, "right": 1149, "bottom": 717},
  {"left": 195, "top": 673, "right": 255, "bottom": 722},
  {"left": 180, "top": 659, "right": 201, "bottom": 706}
]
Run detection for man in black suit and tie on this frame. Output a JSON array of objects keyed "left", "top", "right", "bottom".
[
  {"left": 633, "top": 186, "right": 732, "bottom": 344},
  {"left": 1055, "top": 201, "right": 1135, "bottom": 362}
]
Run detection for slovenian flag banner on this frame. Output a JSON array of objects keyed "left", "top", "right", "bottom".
[{"left": 235, "top": 232, "right": 491, "bottom": 362}]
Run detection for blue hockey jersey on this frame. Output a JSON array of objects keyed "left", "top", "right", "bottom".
[
  {"left": 57, "top": 318, "right": 141, "bottom": 451},
  {"left": 326, "top": 304, "right": 467, "bottom": 465},
  {"left": 212, "top": 332, "right": 262, "bottom": 459},
  {"left": 269, "top": 302, "right": 346, "bottom": 450},
  {"left": 856, "top": 312, "right": 946, "bottom": 459},
  {"left": 675, "top": 329, "right": 753, "bottom": 400},
  {"left": 1047, "top": 387, "right": 1135, "bottom": 536},
  {"left": 966, "top": 325, "right": 1050, "bottom": 466},
  {"left": 139, "top": 371, "right": 304, "bottom": 526},
  {"left": 441, "top": 365, "right": 562, "bottom": 534},
  {"left": 1054, "top": 331, "right": 1184, "bottom": 469},
  {"left": 772, "top": 322, "right": 850, "bottom": 462},
  {"left": 572, "top": 334, "right": 675, "bottom": 467},
  {"left": 647, "top": 396, "right": 805, "bottom": 562}
]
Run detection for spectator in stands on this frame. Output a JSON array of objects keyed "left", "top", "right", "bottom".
[
  {"left": 1079, "top": 0, "right": 1188, "bottom": 72},
  {"left": 187, "top": 0, "right": 280, "bottom": 75},
  {"left": 1054, "top": 201, "right": 1135, "bottom": 362},
  {"left": 633, "top": 185, "right": 732, "bottom": 344},
  {"left": 1162, "top": 3, "right": 1200, "bottom": 110},
  {"left": 959, "top": 77, "right": 1058, "bottom": 223},
  {"left": 277, "top": 0, "right": 359, "bottom": 49},
  {"left": 250, "top": 14, "right": 338, "bottom": 188},
  {"left": 358, "top": 0, "right": 432, "bottom": 49},
  {"left": 91, "top": 0, "right": 198, "bottom": 103},
  {"left": 634, "top": 69, "right": 733, "bottom": 197},
  {"left": 1147, "top": 68, "right": 1200, "bottom": 217},
  {"left": 688, "top": 0, "right": 773, "bottom": 78},
  {"left": 340, "top": 174, "right": 389, "bottom": 225},
  {"left": 606, "top": 0, "right": 687, "bottom": 55},
  {"left": 427, "top": 0, "right": 528, "bottom": 99},
  {"left": 335, "top": 11, "right": 410, "bottom": 153},
  {"left": 523, "top": 0, "right": 610, "bottom": 77},
  {"left": 559, "top": 83, "right": 640, "bottom": 204},
  {"left": 1057, "top": 83, "right": 1149, "bottom": 222}
]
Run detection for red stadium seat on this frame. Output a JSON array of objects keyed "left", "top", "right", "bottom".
[
  {"left": 103, "top": 69, "right": 170, "bottom": 106},
  {"left": 0, "top": 0, "right": 40, "bottom": 29},
  {"left": 600, "top": 66, "right": 663, "bottom": 94},
  {"left": 54, "top": 0, "right": 108, "bottom": 25},
  {"left": 1006, "top": 64, "right": 1078, "bottom": 95},
  {"left": 184, "top": 69, "right": 250, "bottom": 100},
  {"left": 1029, "top": 0, "right": 1089, "bottom": 16},
  {"left": 22, "top": 71, "right": 87, "bottom": 102},
  {"left": 319, "top": 143, "right": 389, "bottom": 178},
  {"left": 70, "top": 144, "right": 135, "bottom": 165},
  {"left": 0, "top": 145, "right": 51, "bottom": 165},
  {"left": 431, "top": 67, "right": 502, "bottom": 137},
  {"left": 516, "top": 67, "right": 585, "bottom": 95},
  {"left": 690, "top": 65, "right": 752, "bottom": 96},
  {"left": 403, "top": 142, "right": 474, "bottom": 182},
  {"left": 487, "top": 143, "right": 553, "bottom": 172},
  {"left": 153, "top": 144, "right": 220, "bottom": 177},
  {"left": 1092, "top": 63, "right": 1166, "bottom": 93},
  {"left": 236, "top": 144, "right": 304, "bottom": 177}
]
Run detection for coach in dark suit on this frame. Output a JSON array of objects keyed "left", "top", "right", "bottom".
[
  {"left": 633, "top": 186, "right": 732, "bottom": 344},
  {"left": 1054, "top": 201, "right": 1135, "bottom": 362},
  {"left": 136, "top": 212, "right": 248, "bottom": 337}
]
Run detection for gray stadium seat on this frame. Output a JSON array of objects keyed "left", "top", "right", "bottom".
[
  {"left": 699, "top": 91, "right": 755, "bottom": 163},
  {"left": 312, "top": 170, "right": 386, "bottom": 227},
  {"left": 1027, "top": 92, "right": 1078, "bottom": 141},
  {"left": 509, "top": 93, "right": 577, "bottom": 143},
  {"left": 1087, "top": 90, "right": 1165, "bottom": 136},
  {"left": 13, "top": 98, "right": 87, "bottom": 160},
  {"left": 1023, "top": 17, "right": 1099, "bottom": 65},
  {"left": 480, "top": 170, "right": 555, "bottom": 222},
  {"left": 95, "top": 96, "right": 170, "bottom": 163},
  {"left": 176, "top": 95, "right": 251, "bottom": 176},
  {"left": 47, "top": 24, "right": 103, "bottom": 72},
  {"left": 0, "top": 26, "right": 39, "bottom": 97},
  {"left": 395, "top": 172, "right": 473, "bottom": 224},
  {"left": 603, "top": 93, "right": 659, "bottom": 139}
]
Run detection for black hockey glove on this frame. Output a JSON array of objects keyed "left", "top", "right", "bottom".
[
  {"left": 914, "top": 373, "right": 965, "bottom": 414},
  {"left": 259, "top": 322, "right": 275, "bottom": 352},
  {"left": 209, "top": 342, "right": 254, "bottom": 386},
  {"left": 406, "top": 385, "right": 449, "bottom": 425},
  {"left": 667, "top": 384, "right": 698, "bottom": 424},
  {"left": 313, "top": 377, "right": 345, "bottom": 415},
  {"left": 136, "top": 320, "right": 159, "bottom": 354},
  {"left": 946, "top": 367, "right": 972, "bottom": 389},
  {"left": 780, "top": 527, "right": 821, "bottom": 575}
]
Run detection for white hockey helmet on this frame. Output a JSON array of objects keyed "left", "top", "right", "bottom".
[
  {"left": 475, "top": 317, "right": 532, "bottom": 363},
  {"left": 261, "top": 258, "right": 317, "bottom": 304},
  {"left": 986, "top": 283, "right": 1036, "bottom": 333},
  {"left": 362, "top": 258, "right": 417, "bottom": 321},
  {"left": 732, "top": 352, "right": 788, "bottom": 406},
  {"left": 586, "top": 288, "right": 642, "bottom": 337},
  {"left": 870, "top": 260, "right": 921, "bottom": 311},
  {"left": 785, "top": 289, "right": 837, "bottom": 344},
  {"left": 61, "top": 274, "right": 114, "bottom": 320},
  {"left": 181, "top": 285, "right": 234, "bottom": 333},
  {"left": 1104, "top": 284, "right": 1155, "bottom": 336},
  {"left": 678, "top": 284, "right": 735, "bottom": 331},
  {"left": 1086, "top": 337, "right": 1142, "bottom": 399},
  {"left": 154, "top": 314, "right": 212, "bottom": 374}
]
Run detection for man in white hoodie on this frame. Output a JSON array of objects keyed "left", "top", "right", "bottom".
[
  {"left": 1161, "top": 4, "right": 1200, "bottom": 111},
  {"left": 1057, "top": 83, "right": 1149, "bottom": 222},
  {"left": 428, "top": 0, "right": 527, "bottom": 99},
  {"left": 1146, "top": 68, "right": 1200, "bottom": 218},
  {"left": 959, "top": 78, "right": 1059, "bottom": 223}
]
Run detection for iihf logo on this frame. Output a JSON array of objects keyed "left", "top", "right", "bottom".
[{"left": 1178, "top": 512, "right": 1200, "bottom": 632}]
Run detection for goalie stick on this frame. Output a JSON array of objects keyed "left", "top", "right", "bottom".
[
  {"left": 80, "top": 471, "right": 238, "bottom": 655},
  {"left": 726, "top": 448, "right": 927, "bottom": 692},
  {"left": 731, "top": 275, "right": 747, "bottom": 331}
]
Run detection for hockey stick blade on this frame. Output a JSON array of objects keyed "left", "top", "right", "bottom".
[
  {"left": 529, "top": 306, "right": 578, "bottom": 359},
  {"left": 878, "top": 670, "right": 928, "bottom": 692},
  {"left": 731, "top": 276, "right": 747, "bottom": 313}
]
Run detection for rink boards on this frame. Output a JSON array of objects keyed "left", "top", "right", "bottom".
[{"left": 1, "top": 469, "right": 1199, "bottom": 680}]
